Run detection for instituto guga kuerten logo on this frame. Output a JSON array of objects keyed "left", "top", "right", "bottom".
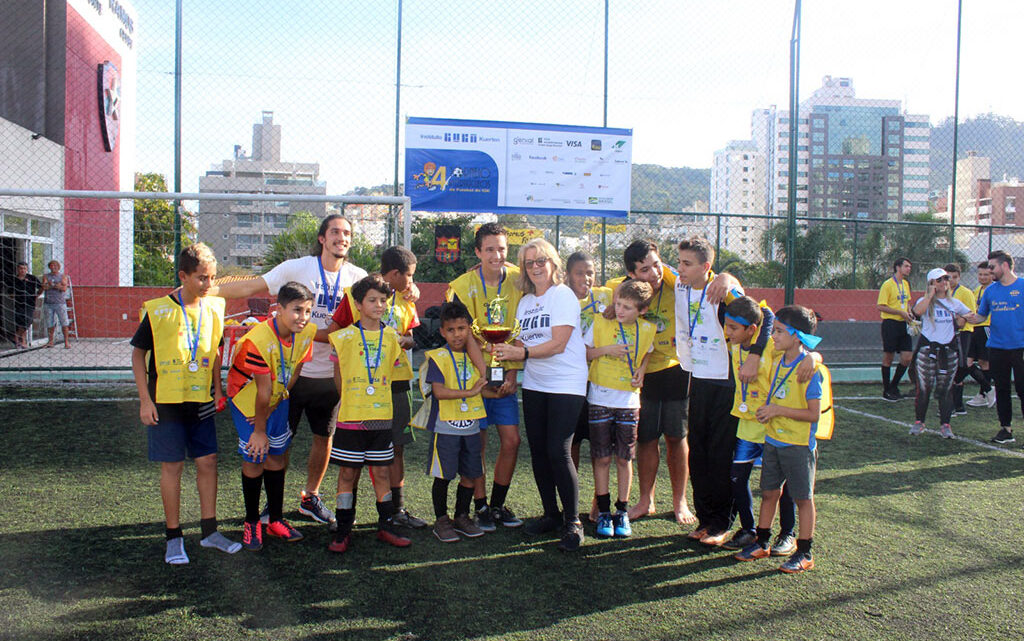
[{"left": 97, "top": 61, "right": 121, "bottom": 152}]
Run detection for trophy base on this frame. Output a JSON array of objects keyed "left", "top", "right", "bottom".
[{"left": 487, "top": 365, "right": 506, "bottom": 387}]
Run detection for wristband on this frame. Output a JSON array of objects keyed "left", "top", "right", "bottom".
[{"left": 522, "top": 346, "right": 530, "bottom": 360}]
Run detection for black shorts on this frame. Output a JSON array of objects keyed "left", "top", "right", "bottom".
[
  {"left": 881, "top": 319, "right": 912, "bottom": 354},
  {"left": 969, "top": 327, "right": 990, "bottom": 362},
  {"left": 287, "top": 376, "right": 340, "bottom": 438},
  {"left": 391, "top": 386, "right": 414, "bottom": 447},
  {"left": 330, "top": 428, "right": 394, "bottom": 468},
  {"left": 637, "top": 366, "right": 689, "bottom": 443},
  {"left": 14, "top": 306, "right": 34, "bottom": 329}
]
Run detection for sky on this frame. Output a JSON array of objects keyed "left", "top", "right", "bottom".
[{"left": 128, "top": 0, "right": 1024, "bottom": 195}]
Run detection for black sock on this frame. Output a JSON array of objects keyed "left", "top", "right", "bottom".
[
  {"left": 474, "top": 497, "right": 488, "bottom": 513},
  {"left": 797, "top": 537, "right": 812, "bottom": 554},
  {"left": 376, "top": 499, "right": 396, "bottom": 527},
  {"left": 882, "top": 366, "right": 892, "bottom": 390},
  {"left": 335, "top": 507, "right": 355, "bottom": 540},
  {"left": 391, "top": 486, "right": 404, "bottom": 510},
  {"left": 263, "top": 468, "right": 286, "bottom": 523},
  {"left": 756, "top": 527, "right": 772, "bottom": 545},
  {"left": 432, "top": 478, "right": 450, "bottom": 518},
  {"left": 490, "top": 482, "right": 510, "bottom": 509},
  {"left": 166, "top": 526, "right": 183, "bottom": 541},
  {"left": 893, "top": 364, "right": 908, "bottom": 387},
  {"left": 615, "top": 500, "right": 627, "bottom": 513},
  {"left": 242, "top": 471, "right": 264, "bottom": 523},
  {"left": 596, "top": 493, "right": 611, "bottom": 513},
  {"left": 983, "top": 369, "right": 993, "bottom": 392},
  {"left": 200, "top": 517, "right": 217, "bottom": 539},
  {"left": 455, "top": 484, "right": 473, "bottom": 517}
]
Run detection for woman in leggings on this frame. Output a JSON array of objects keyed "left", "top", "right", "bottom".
[
  {"left": 492, "top": 239, "right": 588, "bottom": 551},
  {"left": 910, "top": 268, "right": 970, "bottom": 439}
]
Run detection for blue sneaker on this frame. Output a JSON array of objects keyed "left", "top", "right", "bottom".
[
  {"left": 613, "top": 510, "right": 632, "bottom": 538},
  {"left": 595, "top": 512, "right": 614, "bottom": 538}
]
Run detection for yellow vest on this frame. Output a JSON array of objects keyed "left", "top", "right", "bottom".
[
  {"left": 447, "top": 267, "right": 524, "bottom": 370},
  {"left": 765, "top": 353, "right": 834, "bottom": 446},
  {"left": 951, "top": 284, "right": 977, "bottom": 332},
  {"left": 231, "top": 320, "right": 317, "bottom": 417},
  {"left": 730, "top": 337, "right": 776, "bottom": 442},
  {"left": 605, "top": 268, "right": 679, "bottom": 372},
  {"left": 345, "top": 287, "right": 416, "bottom": 381},
  {"left": 973, "top": 284, "right": 991, "bottom": 327},
  {"left": 878, "top": 277, "right": 911, "bottom": 320},
  {"left": 579, "top": 286, "right": 613, "bottom": 336},
  {"left": 328, "top": 322, "right": 403, "bottom": 421},
  {"left": 425, "top": 347, "right": 487, "bottom": 421},
  {"left": 588, "top": 315, "right": 657, "bottom": 392},
  {"left": 143, "top": 296, "right": 225, "bottom": 404}
]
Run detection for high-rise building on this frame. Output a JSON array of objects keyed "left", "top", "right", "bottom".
[
  {"left": 952, "top": 151, "right": 991, "bottom": 226},
  {"left": 748, "top": 76, "right": 930, "bottom": 222},
  {"left": 200, "top": 111, "right": 326, "bottom": 269},
  {"left": 710, "top": 140, "right": 767, "bottom": 260}
]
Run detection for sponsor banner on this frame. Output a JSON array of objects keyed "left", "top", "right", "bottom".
[{"left": 405, "top": 117, "right": 631, "bottom": 218}]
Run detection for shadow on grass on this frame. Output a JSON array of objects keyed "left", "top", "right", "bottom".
[{"left": 817, "top": 453, "right": 1024, "bottom": 497}]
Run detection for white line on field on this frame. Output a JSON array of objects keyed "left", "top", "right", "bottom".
[
  {"left": 0, "top": 397, "right": 135, "bottom": 403},
  {"left": 835, "top": 405, "right": 1024, "bottom": 459}
]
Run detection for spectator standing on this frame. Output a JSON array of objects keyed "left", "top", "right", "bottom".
[
  {"left": 41, "top": 260, "right": 71, "bottom": 348},
  {"left": 877, "top": 258, "right": 914, "bottom": 401},
  {"left": 11, "top": 262, "right": 41, "bottom": 349}
]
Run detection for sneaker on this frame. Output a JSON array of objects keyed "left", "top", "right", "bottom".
[
  {"left": 376, "top": 524, "right": 412, "bottom": 548},
  {"left": 433, "top": 516, "right": 460, "bottom": 543},
  {"left": 700, "top": 529, "right": 730, "bottom": 547},
  {"left": 524, "top": 514, "right": 562, "bottom": 536},
  {"left": 779, "top": 551, "right": 815, "bottom": 573},
  {"left": 953, "top": 407, "right": 968, "bottom": 416},
  {"left": 557, "top": 520, "right": 585, "bottom": 552},
  {"left": 241, "top": 521, "right": 263, "bottom": 551},
  {"left": 734, "top": 542, "right": 771, "bottom": 561},
  {"left": 770, "top": 533, "right": 797, "bottom": 556},
  {"left": 453, "top": 514, "right": 485, "bottom": 538},
  {"left": 595, "top": 512, "right": 614, "bottom": 538},
  {"left": 199, "top": 531, "right": 242, "bottom": 554},
  {"left": 613, "top": 510, "right": 632, "bottom": 538},
  {"left": 492, "top": 505, "right": 523, "bottom": 528},
  {"left": 327, "top": 534, "right": 351, "bottom": 554},
  {"left": 392, "top": 507, "right": 428, "bottom": 529},
  {"left": 266, "top": 519, "right": 304, "bottom": 542},
  {"left": 722, "top": 529, "right": 757, "bottom": 550},
  {"left": 909, "top": 421, "right": 925, "bottom": 436},
  {"left": 259, "top": 506, "right": 269, "bottom": 525},
  {"left": 474, "top": 506, "right": 497, "bottom": 533},
  {"left": 882, "top": 389, "right": 901, "bottom": 402},
  {"left": 991, "top": 427, "right": 1015, "bottom": 444},
  {"left": 966, "top": 392, "right": 988, "bottom": 407},
  {"left": 165, "top": 537, "right": 190, "bottom": 565},
  {"left": 986, "top": 389, "right": 998, "bottom": 407},
  {"left": 940, "top": 423, "right": 954, "bottom": 439},
  {"left": 299, "top": 492, "right": 336, "bottom": 525}
]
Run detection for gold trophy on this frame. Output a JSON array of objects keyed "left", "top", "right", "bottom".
[{"left": 472, "top": 295, "right": 522, "bottom": 387}]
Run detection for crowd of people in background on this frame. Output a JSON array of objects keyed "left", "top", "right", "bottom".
[{"left": 3, "top": 259, "right": 72, "bottom": 349}]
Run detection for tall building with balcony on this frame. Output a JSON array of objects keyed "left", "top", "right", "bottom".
[
  {"left": 953, "top": 151, "right": 991, "bottom": 226},
  {"left": 200, "top": 111, "right": 326, "bottom": 269},
  {"left": 710, "top": 140, "right": 767, "bottom": 260},
  {"left": 749, "top": 76, "right": 930, "bottom": 222}
]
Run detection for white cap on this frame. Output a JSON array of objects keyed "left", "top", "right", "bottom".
[{"left": 927, "top": 267, "right": 948, "bottom": 282}]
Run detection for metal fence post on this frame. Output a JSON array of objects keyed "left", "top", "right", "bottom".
[
  {"left": 600, "top": 218, "right": 607, "bottom": 283},
  {"left": 988, "top": 226, "right": 993, "bottom": 255},
  {"left": 852, "top": 220, "right": 859, "bottom": 287},
  {"left": 714, "top": 214, "right": 722, "bottom": 272},
  {"left": 554, "top": 215, "right": 560, "bottom": 250}
]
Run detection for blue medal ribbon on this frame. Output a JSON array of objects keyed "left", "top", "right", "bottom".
[
  {"left": 581, "top": 291, "right": 599, "bottom": 314},
  {"left": 686, "top": 286, "right": 708, "bottom": 342},
  {"left": 357, "top": 320, "right": 384, "bottom": 387},
  {"left": 318, "top": 256, "right": 342, "bottom": 313},
  {"left": 767, "top": 352, "right": 806, "bottom": 405},
  {"left": 176, "top": 292, "right": 203, "bottom": 367},
  {"left": 893, "top": 276, "right": 906, "bottom": 309},
  {"left": 446, "top": 346, "right": 468, "bottom": 390},
  {"left": 618, "top": 321, "right": 640, "bottom": 377},
  {"left": 738, "top": 345, "right": 750, "bottom": 406},
  {"left": 272, "top": 317, "right": 295, "bottom": 388},
  {"left": 478, "top": 266, "right": 505, "bottom": 324}
]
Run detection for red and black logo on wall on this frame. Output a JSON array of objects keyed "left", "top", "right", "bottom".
[
  {"left": 434, "top": 224, "right": 462, "bottom": 264},
  {"left": 97, "top": 61, "right": 121, "bottom": 152}
]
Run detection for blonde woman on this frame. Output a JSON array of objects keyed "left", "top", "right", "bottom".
[
  {"left": 492, "top": 238, "right": 588, "bottom": 551},
  {"left": 910, "top": 268, "right": 970, "bottom": 438}
]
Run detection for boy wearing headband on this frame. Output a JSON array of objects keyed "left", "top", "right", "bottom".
[{"left": 735, "top": 305, "right": 829, "bottom": 574}]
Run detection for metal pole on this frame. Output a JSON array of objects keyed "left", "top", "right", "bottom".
[
  {"left": 392, "top": 0, "right": 404, "bottom": 251},
  {"left": 784, "top": 0, "right": 801, "bottom": 304},
  {"left": 948, "top": 0, "right": 963, "bottom": 262},
  {"left": 173, "top": 0, "right": 183, "bottom": 282},
  {"left": 600, "top": 0, "right": 609, "bottom": 283},
  {"left": 988, "top": 225, "right": 993, "bottom": 255},
  {"left": 554, "top": 216, "right": 560, "bottom": 250},
  {"left": 852, "top": 220, "right": 859, "bottom": 287},
  {"left": 715, "top": 214, "right": 722, "bottom": 271}
]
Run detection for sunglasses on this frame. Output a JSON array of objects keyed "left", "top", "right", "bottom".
[
  {"left": 936, "top": 275, "right": 950, "bottom": 281},
  {"left": 524, "top": 257, "right": 550, "bottom": 269}
]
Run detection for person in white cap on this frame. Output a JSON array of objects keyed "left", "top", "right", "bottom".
[{"left": 908, "top": 268, "right": 970, "bottom": 439}]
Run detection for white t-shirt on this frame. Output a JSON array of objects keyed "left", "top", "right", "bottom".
[
  {"left": 582, "top": 322, "right": 654, "bottom": 409},
  {"left": 517, "top": 283, "right": 588, "bottom": 396},
  {"left": 916, "top": 296, "right": 970, "bottom": 345},
  {"left": 674, "top": 281, "right": 735, "bottom": 380},
  {"left": 261, "top": 255, "right": 368, "bottom": 378}
]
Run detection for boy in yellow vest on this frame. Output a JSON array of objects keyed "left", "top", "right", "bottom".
[
  {"left": 131, "top": 243, "right": 241, "bottom": 564},
  {"left": 422, "top": 301, "right": 490, "bottom": 542},
  {"left": 736, "top": 305, "right": 828, "bottom": 574},
  {"left": 327, "top": 274, "right": 407, "bottom": 553},
  {"left": 228, "top": 282, "right": 316, "bottom": 551},
  {"left": 584, "top": 280, "right": 656, "bottom": 538}
]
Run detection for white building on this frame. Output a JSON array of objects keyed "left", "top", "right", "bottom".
[{"left": 710, "top": 140, "right": 767, "bottom": 260}]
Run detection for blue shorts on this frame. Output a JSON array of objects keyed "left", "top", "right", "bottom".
[
  {"left": 733, "top": 438, "right": 764, "bottom": 464},
  {"left": 428, "top": 431, "right": 484, "bottom": 480},
  {"left": 482, "top": 394, "right": 519, "bottom": 429},
  {"left": 147, "top": 407, "right": 218, "bottom": 463},
  {"left": 231, "top": 398, "right": 293, "bottom": 463}
]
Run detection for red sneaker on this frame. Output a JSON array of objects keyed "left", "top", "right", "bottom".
[
  {"left": 376, "top": 528, "right": 412, "bottom": 548},
  {"left": 242, "top": 521, "right": 263, "bottom": 551},
  {"left": 266, "top": 519, "right": 304, "bottom": 542},
  {"left": 327, "top": 534, "right": 351, "bottom": 554}
]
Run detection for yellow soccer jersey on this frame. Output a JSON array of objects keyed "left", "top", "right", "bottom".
[{"left": 878, "top": 277, "right": 911, "bottom": 320}]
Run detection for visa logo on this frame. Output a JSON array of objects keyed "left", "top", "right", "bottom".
[{"left": 566, "top": 140, "right": 582, "bottom": 147}]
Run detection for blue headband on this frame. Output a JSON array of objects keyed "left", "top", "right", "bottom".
[
  {"left": 785, "top": 325, "right": 822, "bottom": 349},
  {"left": 724, "top": 312, "right": 752, "bottom": 327}
]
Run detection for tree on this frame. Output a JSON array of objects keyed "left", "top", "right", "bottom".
[
  {"left": 261, "top": 211, "right": 379, "bottom": 273},
  {"left": 133, "top": 173, "right": 196, "bottom": 286},
  {"left": 761, "top": 221, "right": 847, "bottom": 288}
]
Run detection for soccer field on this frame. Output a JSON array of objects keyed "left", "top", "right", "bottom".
[{"left": 0, "top": 382, "right": 1021, "bottom": 641}]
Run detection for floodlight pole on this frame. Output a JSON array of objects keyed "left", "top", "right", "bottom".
[
  {"left": 600, "top": 0, "right": 609, "bottom": 283},
  {"left": 173, "top": 0, "right": 183, "bottom": 282},
  {"left": 948, "top": 0, "right": 963, "bottom": 262},
  {"left": 392, "top": 0, "right": 404, "bottom": 248},
  {"left": 784, "top": 0, "right": 801, "bottom": 305}
]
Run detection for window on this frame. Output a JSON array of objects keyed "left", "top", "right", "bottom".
[
  {"left": 1007, "top": 196, "right": 1016, "bottom": 212},
  {"left": 4, "top": 215, "right": 27, "bottom": 234},
  {"left": 812, "top": 132, "right": 824, "bottom": 142}
]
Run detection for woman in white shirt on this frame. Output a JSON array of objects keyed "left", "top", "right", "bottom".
[
  {"left": 492, "top": 238, "right": 588, "bottom": 551},
  {"left": 910, "top": 268, "right": 970, "bottom": 439}
]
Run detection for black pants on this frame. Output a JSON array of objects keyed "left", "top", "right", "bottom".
[
  {"left": 522, "top": 389, "right": 585, "bottom": 521},
  {"left": 688, "top": 378, "right": 739, "bottom": 534},
  {"left": 988, "top": 347, "right": 1024, "bottom": 427}
]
